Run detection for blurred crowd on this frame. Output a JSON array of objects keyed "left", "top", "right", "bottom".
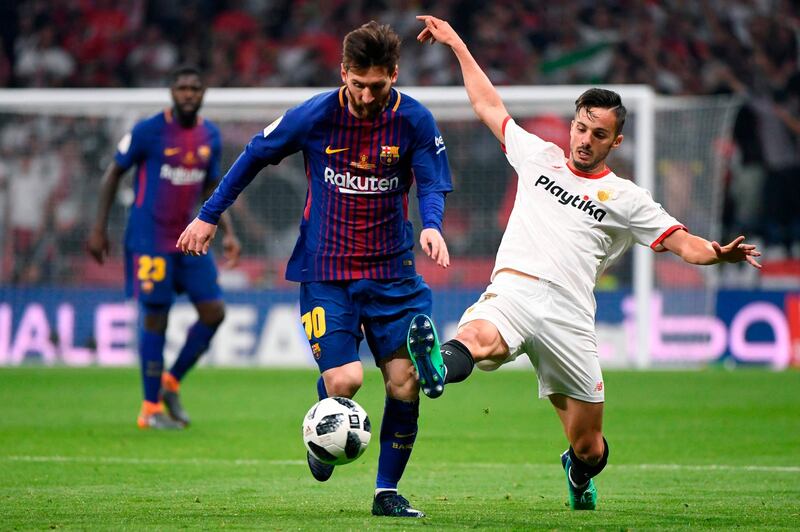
[
  {"left": 1, "top": 0, "right": 797, "bottom": 94},
  {"left": 0, "top": 0, "right": 799, "bottom": 286}
]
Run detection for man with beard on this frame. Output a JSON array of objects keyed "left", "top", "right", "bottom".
[
  {"left": 88, "top": 66, "right": 241, "bottom": 430},
  {"left": 406, "top": 15, "right": 762, "bottom": 511},
  {"left": 177, "top": 22, "right": 452, "bottom": 518}
]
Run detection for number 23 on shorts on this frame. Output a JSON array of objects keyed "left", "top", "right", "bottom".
[
  {"left": 301, "top": 306, "right": 326, "bottom": 340},
  {"left": 137, "top": 254, "right": 166, "bottom": 293}
]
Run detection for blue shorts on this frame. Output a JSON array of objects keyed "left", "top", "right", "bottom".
[
  {"left": 299, "top": 276, "right": 433, "bottom": 372},
  {"left": 125, "top": 250, "right": 222, "bottom": 306}
]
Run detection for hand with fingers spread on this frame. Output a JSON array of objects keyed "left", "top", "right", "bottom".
[
  {"left": 420, "top": 227, "right": 450, "bottom": 268},
  {"left": 176, "top": 217, "right": 218, "bottom": 256},
  {"left": 711, "top": 235, "right": 762, "bottom": 269}
]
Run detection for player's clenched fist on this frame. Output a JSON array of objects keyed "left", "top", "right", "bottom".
[{"left": 177, "top": 217, "right": 217, "bottom": 256}]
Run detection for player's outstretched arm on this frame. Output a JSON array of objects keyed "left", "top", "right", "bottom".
[
  {"left": 177, "top": 217, "right": 218, "bottom": 256},
  {"left": 87, "top": 162, "right": 126, "bottom": 264},
  {"left": 416, "top": 15, "right": 509, "bottom": 143},
  {"left": 662, "top": 231, "right": 762, "bottom": 269}
]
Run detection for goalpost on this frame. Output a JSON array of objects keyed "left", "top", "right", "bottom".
[{"left": 0, "top": 86, "right": 737, "bottom": 368}]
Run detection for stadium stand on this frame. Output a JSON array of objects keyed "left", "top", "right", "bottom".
[{"left": 0, "top": 0, "right": 798, "bottom": 286}]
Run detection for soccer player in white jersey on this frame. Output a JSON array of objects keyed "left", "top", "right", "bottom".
[{"left": 405, "top": 15, "right": 762, "bottom": 511}]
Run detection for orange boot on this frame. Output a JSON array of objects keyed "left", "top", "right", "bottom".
[
  {"left": 137, "top": 400, "right": 183, "bottom": 430},
  {"left": 161, "top": 372, "right": 190, "bottom": 426}
]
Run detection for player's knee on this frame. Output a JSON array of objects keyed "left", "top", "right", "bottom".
[
  {"left": 140, "top": 303, "right": 169, "bottom": 333},
  {"left": 456, "top": 323, "right": 507, "bottom": 369},
  {"left": 455, "top": 325, "right": 490, "bottom": 358},
  {"left": 323, "top": 366, "right": 363, "bottom": 397},
  {"left": 474, "top": 358, "right": 505, "bottom": 371},
  {"left": 199, "top": 303, "right": 225, "bottom": 327},
  {"left": 572, "top": 434, "right": 606, "bottom": 465}
]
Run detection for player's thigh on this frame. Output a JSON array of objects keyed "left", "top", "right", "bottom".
[
  {"left": 531, "top": 286, "right": 604, "bottom": 403},
  {"left": 358, "top": 275, "right": 432, "bottom": 363},
  {"left": 125, "top": 250, "right": 176, "bottom": 306},
  {"left": 300, "top": 281, "right": 362, "bottom": 373},
  {"left": 175, "top": 253, "right": 222, "bottom": 304},
  {"left": 455, "top": 274, "right": 548, "bottom": 369}
]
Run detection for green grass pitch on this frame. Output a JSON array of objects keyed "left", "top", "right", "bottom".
[{"left": 1, "top": 367, "right": 798, "bottom": 529}]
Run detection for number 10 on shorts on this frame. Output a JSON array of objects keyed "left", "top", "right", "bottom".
[{"left": 302, "top": 307, "right": 326, "bottom": 340}]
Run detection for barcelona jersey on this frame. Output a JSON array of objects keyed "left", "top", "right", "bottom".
[
  {"left": 115, "top": 109, "right": 222, "bottom": 254},
  {"left": 200, "top": 87, "right": 452, "bottom": 281}
]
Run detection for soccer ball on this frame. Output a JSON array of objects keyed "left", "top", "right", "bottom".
[{"left": 302, "top": 397, "right": 371, "bottom": 466}]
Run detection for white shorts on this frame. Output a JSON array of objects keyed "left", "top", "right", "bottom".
[{"left": 458, "top": 272, "right": 604, "bottom": 402}]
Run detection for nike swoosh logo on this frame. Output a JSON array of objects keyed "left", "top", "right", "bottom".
[
  {"left": 325, "top": 145, "right": 349, "bottom": 154},
  {"left": 163, "top": 147, "right": 181, "bottom": 156},
  {"left": 394, "top": 431, "right": 417, "bottom": 439}
]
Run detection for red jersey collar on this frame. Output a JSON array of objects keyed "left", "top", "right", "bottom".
[{"left": 566, "top": 159, "right": 611, "bottom": 179}]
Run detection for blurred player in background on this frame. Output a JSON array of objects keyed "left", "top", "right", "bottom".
[
  {"left": 88, "top": 66, "right": 241, "bottom": 430},
  {"left": 178, "top": 22, "right": 452, "bottom": 517},
  {"left": 407, "top": 15, "right": 762, "bottom": 511}
]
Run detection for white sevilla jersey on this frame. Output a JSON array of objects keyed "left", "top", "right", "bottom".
[{"left": 495, "top": 118, "right": 685, "bottom": 319}]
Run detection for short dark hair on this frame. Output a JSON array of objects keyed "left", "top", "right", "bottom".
[
  {"left": 575, "top": 88, "right": 626, "bottom": 134},
  {"left": 342, "top": 21, "right": 400, "bottom": 73},
  {"left": 169, "top": 65, "right": 203, "bottom": 85}
]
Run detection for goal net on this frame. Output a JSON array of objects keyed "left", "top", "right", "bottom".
[{"left": 0, "top": 87, "right": 738, "bottom": 368}]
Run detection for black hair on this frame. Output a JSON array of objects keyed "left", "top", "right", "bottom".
[
  {"left": 169, "top": 65, "right": 203, "bottom": 85},
  {"left": 575, "top": 88, "right": 626, "bottom": 134},
  {"left": 342, "top": 21, "right": 400, "bottom": 73}
]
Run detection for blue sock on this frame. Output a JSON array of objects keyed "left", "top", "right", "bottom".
[
  {"left": 169, "top": 321, "right": 218, "bottom": 381},
  {"left": 316, "top": 376, "right": 328, "bottom": 400},
  {"left": 376, "top": 397, "right": 419, "bottom": 490},
  {"left": 139, "top": 329, "right": 165, "bottom": 403}
]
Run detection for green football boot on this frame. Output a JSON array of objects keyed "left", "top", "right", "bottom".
[
  {"left": 406, "top": 314, "right": 445, "bottom": 398},
  {"left": 561, "top": 450, "right": 598, "bottom": 510}
]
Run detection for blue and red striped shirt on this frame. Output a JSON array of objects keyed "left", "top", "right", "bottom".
[
  {"left": 200, "top": 87, "right": 452, "bottom": 281},
  {"left": 115, "top": 109, "right": 222, "bottom": 253}
]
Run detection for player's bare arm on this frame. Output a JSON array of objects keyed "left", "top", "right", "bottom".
[
  {"left": 177, "top": 217, "right": 218, "bottom": 256},
  {"left": 662, "top": 230, "right": 762, "bottom": 269},
  {"left": 217, "top": 212, "right": 241, "bottom": 267},
  {"left": 420, "top": 227, "right": 450, "bottom": 268},
  {"left": 416, "top": 15, "right": 509, "bottom": 143},
  {"left": 87, "top": 161, "right": 126, "bottom": 264}
]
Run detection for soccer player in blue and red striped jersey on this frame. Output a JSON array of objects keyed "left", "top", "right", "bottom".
[
  {"left": 178, "top": 22, "right": 452, "bottom": 517},
  {"left": 88, "top": 66, "right": 241, "bottom": 430}
]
